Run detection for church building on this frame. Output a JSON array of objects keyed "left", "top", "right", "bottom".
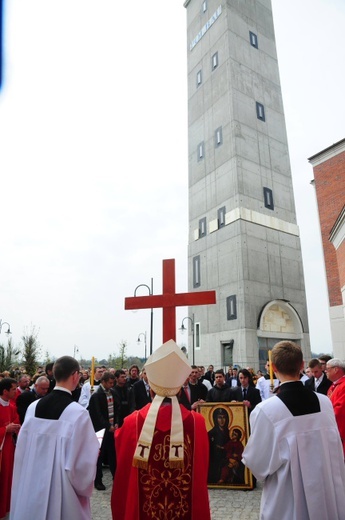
[
  {"left": 309, "top": 138, "right": 345, "bottom": 359},
  {"left": 183, "top": 0, "right": 310, "bottom": 370}
]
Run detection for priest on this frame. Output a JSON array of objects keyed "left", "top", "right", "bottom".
[
  {"left": 111, "top": 339, "right": 210, "bottom": 520},
  {"left": 0, "top": 378, "right": 21, "bottom": 519},
  {"left": 242, "top": 341, "right": 345, "bottom": 520},
  {"left": 10, "top": 356, "right": 99, "bottom": 520}
]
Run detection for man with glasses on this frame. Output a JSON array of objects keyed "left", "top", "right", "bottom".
[{"left": 326, "top": 358, "right": 345, "bottom": 456}]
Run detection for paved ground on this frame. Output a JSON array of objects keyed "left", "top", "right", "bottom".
[{"left": 91, "top": 468, "right": 262, "bottom": 519}]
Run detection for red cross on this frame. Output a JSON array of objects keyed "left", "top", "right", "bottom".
[{"left": 125, "top": 259, "right": 216, "bottom": 343}]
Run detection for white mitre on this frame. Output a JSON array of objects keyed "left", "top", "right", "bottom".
[{"left": 133, "top": 339, "right": 191, "bottom": 469}]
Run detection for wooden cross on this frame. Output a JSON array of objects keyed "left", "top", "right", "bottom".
[{"left": 125, "top": 259, "right": 216, "bottom": 343}]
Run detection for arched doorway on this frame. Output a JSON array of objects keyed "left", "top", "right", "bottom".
[{"left": 257, "top": 300, "right": 304, "bottom": 372}]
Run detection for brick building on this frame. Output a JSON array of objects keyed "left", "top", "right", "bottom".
[{"left": 309, "top": 138, "right": 345, "bottom": 358}]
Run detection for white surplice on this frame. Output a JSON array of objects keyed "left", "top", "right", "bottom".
[
  {"left": 255, "top": 376, "right": 279, "bottom": 400},
  {"left": 10, "top": 400, "right": 99, "bottom": 520},
  {"left": 242, "top": 393, "right": 345, "bottom": 520}
]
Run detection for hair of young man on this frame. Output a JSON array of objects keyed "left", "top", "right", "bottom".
[
  {"left": 318, "top": 354, "right": 332, "bottom": 363},
  {"left": 238, "top": 368, "right": 251, "bottom": 378},
  {"left": 215, "top": 369, "right": 225, "bottom": 376},
  {"left": 0, "top": 377, "right": 17, "bottom": 395},
  {"left": 53, "top": 356, "right": 79, "bottom": 382},
  {"left": 271, "top": 341, "right": 303, "bottom": 377},
  {"left": 191, "top": 365, "right": 198, "bottom": 370},
  {"left": 308, "top": 358, "right": 322, "bottom": 369},
  {"left": 101, "top": 371, "right": 116, "bottom": 383},
  {"left": 115, "top": 369, "right": 126, "bottom": 378},
  {"left": 45, "top": 362, "right": 54, "bottom": 373},
  {"left": 326, "top": 358, "right": 345, "bottom": 371},
  {"left": 129, "top": 364, "right": 139, "bottom": 373}
]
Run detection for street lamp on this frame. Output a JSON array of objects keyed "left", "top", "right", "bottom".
[
  {"left": 137, "top": 332, "right": 147, "bottom": 362},
  {"left": 179, "top": 313, "right": 195, "bottom": 365},
  {"left": 134, "top": 278, "right": 153, "bottom": 356},
  {"left": 0, "top": 320, "right": 12, "bottom": 335},
  {"left": 73, "top": 344, "right": 79, "bottom": 358}
]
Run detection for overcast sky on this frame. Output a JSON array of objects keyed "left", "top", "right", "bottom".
[{"left": 0, "top": 0, "right": 344, "bottom": 363}]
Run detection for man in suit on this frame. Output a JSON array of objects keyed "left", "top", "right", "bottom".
[
  {"left": 129, "top": 368, "right": 151, "bottom": 412},
  {"left": 231, "top": 369, "right": 261, "bottom": 414},
  {"left": 88, "top": 371, "right": 120, "bottom": 490},
  {"left": 305, "top": 359, "right": 332, "bottom": 395},
  {"left": 179, "top": 366, "right": 208, "bottom": 410},
  {"left": 16, "top": 375, "right": 50, "bottom": 424}
]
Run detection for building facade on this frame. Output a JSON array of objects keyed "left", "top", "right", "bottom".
[
  {"left": 184, "top": 0, "right": 310, "bottom": 370},
  {"left": 309, "top": 138, "right": 345, "bottom": 359}
]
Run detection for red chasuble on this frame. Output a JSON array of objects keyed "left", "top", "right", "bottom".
[
  {"left": 111, "top": 403, "right": 210, "bottom": 520},
  {"left": 0, "top": 401, "right": 19, "bottom": 518},
  {"left": 328, "top": 375, "right": 345, "bottom": 456}
]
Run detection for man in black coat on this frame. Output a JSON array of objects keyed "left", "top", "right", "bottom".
[
  {"left": 206, "top": 370, "right": 234, "bottom": 402},
  {"left": 305, "top": 359, "right": 332, "bottom": 395},
  {"left": 129, "top": 369, "right": 152, "bottom": 412},
  {"left": 231, "top": 369, "right": 261, "bottom": 415},
  {"left": 88, "top": 371, "right": 120, "bottom": 490}
]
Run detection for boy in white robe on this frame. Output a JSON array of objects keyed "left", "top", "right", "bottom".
[
  {"left": 242, "top": 340, "right": 345, "bottom": 520},
  {"left": 10, "top": 356, "right": 99, "bottom": 520}
]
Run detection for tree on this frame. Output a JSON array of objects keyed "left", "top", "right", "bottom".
[
  {"left": 116, "top": 341, "right": 127, "bottom": 369},
  {"left": 21, "top": 326, "right": 41, "bottom": 376},
  {"left": 0, "top": 337, "right": 20, "bottom": 373}
]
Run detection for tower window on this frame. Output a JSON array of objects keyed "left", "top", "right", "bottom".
[
  {"left": 202, "top": 1, "right": 207, "bottom": 13},
  {"left": 226, "top": 295, "right": 237, "bottom": 320},
  {"left": 263, "top": 187, "right": 274, "bottom": 210},
  {"left": 196, "top": 70, "right": 202, "bottom": 87},
  {"left": 215, "top": 127, "right": 223, "bottom": 147},
  {"left": 256, "top": 102, "right": 265, "bottom": 121},
  {"left": 212, "top": 52, "right": 218, "bottom": 70},
  {"left": 218, "top": 206, "right": 226, "bottom": 228},
  {"left": 249, "top": 31, "right": 258, "bottom": 49},
  {"left": 199, "top": 217, "right": 207, "bottom": 238},
  {"left": 197, "top": 141, "right": 204, "bottom": 161},
  {"left": 193, "top": 256, "right": 201, "bottom": 288}
]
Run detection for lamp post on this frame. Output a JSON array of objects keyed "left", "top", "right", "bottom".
[
  {"left": 137, "top": 332, "right": 147, "bottom": 362},
  {"left": 0, "top": 320, "right": 11, "bottom": 335},
  {"left": 134, "top": 278, "right": 153, "bottom": 356},
  {"left": 73, "top": 344, "right": 79, "bottom": 358},
  {"left": 179, "top": 313, "right": 195, "bottom": 364}
]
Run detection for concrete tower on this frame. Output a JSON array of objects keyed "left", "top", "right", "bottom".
[{"left": 184, "top": 0, "right": 310, "bottom": 370}]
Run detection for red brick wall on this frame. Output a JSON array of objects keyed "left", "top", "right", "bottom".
[{"left": 313, "top": 150, "right": 345, "bottom": 307}]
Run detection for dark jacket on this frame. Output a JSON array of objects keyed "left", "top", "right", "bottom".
[
  {"left": 305, "top": 373, "right": 332, "bottom": 395},
  {"left": 88, "top": 385, "right": 120, "bottom": 432},
  {"left": 129, "top": 379, "right": 151, "bottom": 412},
  {"left": 231, "top": 385, "right": 262, "bottom": 413},
  {"left": 206, "top": 384, "right": 234, "bottom": 402}
]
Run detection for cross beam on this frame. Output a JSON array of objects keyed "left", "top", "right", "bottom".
[{"left": 125, "top": 259, "right": 216, "bottom": 343}]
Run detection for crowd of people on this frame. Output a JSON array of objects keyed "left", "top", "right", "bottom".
[{"left": 1, "top": 346, "right": 345, "bottom": 519}]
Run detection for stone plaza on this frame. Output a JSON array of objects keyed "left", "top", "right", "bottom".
[{"left": 91, "top": 467, "right": 262, "bottom": 520}]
